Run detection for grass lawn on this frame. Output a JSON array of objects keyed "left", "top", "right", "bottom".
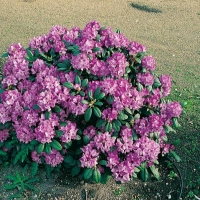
[{"left": 0, "top": 0, "right": 200, "bottom": 199}]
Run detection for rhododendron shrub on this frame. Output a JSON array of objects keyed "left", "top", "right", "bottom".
[{"left": 0, "top": 21, "right": 183, "bottom": 183}]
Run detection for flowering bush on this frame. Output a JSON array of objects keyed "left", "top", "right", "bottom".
[{"left": 0, "top": 21, "right": 183, "bottom": 183}]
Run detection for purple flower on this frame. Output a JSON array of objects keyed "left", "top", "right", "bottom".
[
  {"left": 160, "top": 102, "right": 182, "bottom": 124},
  {"left": 116, "top": 136, "right": 133, "bottom": 153},
  {"left": 1, "top": 89, "right": 21, "bottom": 106},
  {"left": 80, "top": 141, "right": 99, "bottom": 168},
  {"left": 68, "top": 95, "right": 88, "bottom": 115},
  {"left": 111, "top": 159, "right": 135, "bottom": 183},
  {"left": 145, "top": 88, "right": 161, "bottom": 107},
  {"left": 128, "top": 41, "right": 146, "bottom": 55},
  {"left": 129, "top": 88, "right": 145, "bottom": 110},
  {"left": 132, "top": 136, "right": 160, "bottom": 165},
  {"left": 62, "top": 27, "right": 80, "bottom": 43},
  {"left": 44, "top": 149, "right": 64, "bottom": 167},
  {"left": 29, "top": 35, "right": 50, "bottom": 53},
  {"left": 60, "top": 121, "right": 78, "bottom": 143},
  {"left": 137, "top": 72, "right": 154, "bottom": 86},
  {"left": 134, "top": 118, "right": 149, "bottom": 136},
  {"left": 37, "top": 90, "right": 56, "bottom": 111},
  {"left": 71, "top": 53, "right": 90, "bottom": 71},
  {"left": 142, "top": 56, "right": 156, "bottom": 71},
  {"left": 81, "top": 20, "right": 101, "bottom": 39},
  {"left": 107, "top": 150, "right": 120, "bottom": 169},
  {"left": 0, "top": 129, "right": 10, "bottom": 142},
  {"left": 35, "top": 118, "right": 56, "bottom": 143},
  {"left": 2, "top": 75, "right": 18, "bottom": 87},
  {"left": 148, "top": 114, "right": 164, "bottom": 132},
  {"left": 83, "top": 125, "right": 97, "bottom": 139},
  {"left": 102, "top": 108, "right": 118, "bottom": 122},
  {"left": 22, "top": 110, "right": 39, "bottom": 127},
  {"left": 159, "top": 75, "right": 172, "bottom": 97},
  {"left": 106, "top": 52, "right": 127, "bottom": 78},
  {"left": 93, "top": 132, "right": 115, "bottom": 153},
  {"left": 89, "top": 58, "right": 110, "bottom": 77},
  {"left": 31, "top": 59, "right": 48, "bottom": 74},
  {"left": 100, "top": 78, "right": 118, "bottom": 95},
  {"left": 0, "top": 103, "right": 11, "bottom": 124},
  {"left": 31, "top": 151, "right": 43, "bottom": 164},
  {"left": 77, "top": 38, "right": 95, "bottom": 54},
  {"left": 14, "top": 124, "right": 35, "bottom": 144}
]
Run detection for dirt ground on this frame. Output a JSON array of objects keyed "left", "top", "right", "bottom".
[{"left": 0, "top": 0, "right": 200, "bottom": 199}]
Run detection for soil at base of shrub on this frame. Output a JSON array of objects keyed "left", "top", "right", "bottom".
[{"left": 0, "top": 160, "right": 181, "bottom": 200}]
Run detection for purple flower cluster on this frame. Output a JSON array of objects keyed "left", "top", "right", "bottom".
[{"left": 0, "top": 20, "right": 182, "bottom": 182}]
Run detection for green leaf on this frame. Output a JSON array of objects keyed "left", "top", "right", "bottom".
[
  {"left": 81, "top": 100, "right": 89, "bottom": 104},
  {"left": 92, "top": 47, "right": 101, "bottom": 53},
  {"left": 63, "top": 82, "right": 74, "bottom": 89},
  {"left": 50, "top": 140, "right": 62, "bottom": 151},
  {"left": 172, "top": 118, "right": 181, "bottom": 129},
  {"left": 76, "top": 135, "right": 81, "bottom": 140},
  {"left": 81, "top": 79, "right": 88, "bottom": 87},
  {"left": 31, "top": 162, "right": 39, "bottom": 177},
  {"left": 118, "top": 112, "right": 128, "bottom": 121},
  {"left": 140, "top": 167, "right": 150, "bottom": 182},
  {"left": 134, "top": 57, "right": 141, "bottom": 64},
  {"left": 45, "top": 111, "right": 51, "bottom": 120},
  {"left": 55, "top": 130, "right": 64, "bottom": 137},
  {"left": 0, "top": 150, "right": 7, "bottom": 156},
  {"left": 2, "top": 52, "right": 9, "bottom": 58},
  {"left": 79, "top": 91, "right": 85, "bottom": 97},
  {"left": 33, "top": 104, "right": 40, "bottom": 110},
  {"left": 75, "top": 75, "right": 81, "bottom": 84},
  {"left": 113, "top": 119, "right": 121, "bottom": 127},
  {"left": 105, "top": 122, "right": 112, "bottom": 132},
  {"left": 88, "top": 90, "right": 93, "bottom": 100},
  {"left": 83, "top": 135, "right": 90, "bottom": 145},
  {"left": 64, "top": 155, "right": 74, "bottom": 164},
  {"left": 34, "top": 49, "right": 39, "bottom": 58},
  {"left": 112, "top": 121, "right": 120, "bottom": 132},
  {"left": 96, "top": 34, "right": 101, "bottom": 42},
  {"left": 93, "top": 107, "right": 101, "bottom": 118},
  {"left": 45, "top": 143, "right": 51, "bottom": 154},
  {"left": 100, "top": 172, "right": 111, "bottom": 184},
  {"left": 124, "top": 107, "right": 132, "bottom": 115},
  {"left": 83, "top": 168, "right": 93, "bottom": 180},
  {"left": 170, "top": 150, "right": 181, "bottom": 162},
  {"left": 164, "top": 125, "right": 176, "bottom": 133},
  {"left": 75, "top": 149, "right": 82, "bottom": 155},
  {"left": 84, "top": 107, "right": 92, "bottom": 122},
  {"left": 96, "top": 93, "right": 105, "bottom": 100},
  {"left": 0, "top": 89, "right": 4, "bottom": 95},
  {"left": 53, "top": 105, "right": 62, "bottom": 113},
  {"left": 116, "top": 29, "right": 121, "bottom": 33},
  {"left": 26, "top": 49, "right": 34, "bottom": 59},
  {"left": 153, "top": 78, "right": 161, "bottom": 88},
  {"left": 93, "top": 169, "right": 101, "bottom": 183},
  {"left": 96, "top": 119, "right": 107, "bottom": 128},
  {"left": 94, "top": 87, "right": 101, "bottom": 99},
  {"left": 149, "top": 165, "right": 160, "bottom": 180},
  {"left": 57, "top": 67, "right": 69, "bottom": 71},
  {"left": 99, "top": 160, "right": 107, "bottom": 166},
  {"left": 71, "top": 166, "right": 81, "bottom": 176},
  {"left": 64, "top": 141, "right": 72, "bottom": 149},
  {"left": 37, "top": 143, "right": 44, "bottom": 154},
  {"left": 94, "top": 101, "right": 103, "bottom": 106},
  {"left": 59, "top": 121, "right": 68, "bottom": 126},
  {"left": 137, "top": 83, "right": 143, "bottom": 91}
]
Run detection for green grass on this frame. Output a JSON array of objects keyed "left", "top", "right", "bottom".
[{"left": 130, "top": 3, "right": 162, "bottom": 13}]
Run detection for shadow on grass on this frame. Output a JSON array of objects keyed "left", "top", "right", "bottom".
[{"left": 130, "top": 3, "right": 162, "bottom": 13}]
